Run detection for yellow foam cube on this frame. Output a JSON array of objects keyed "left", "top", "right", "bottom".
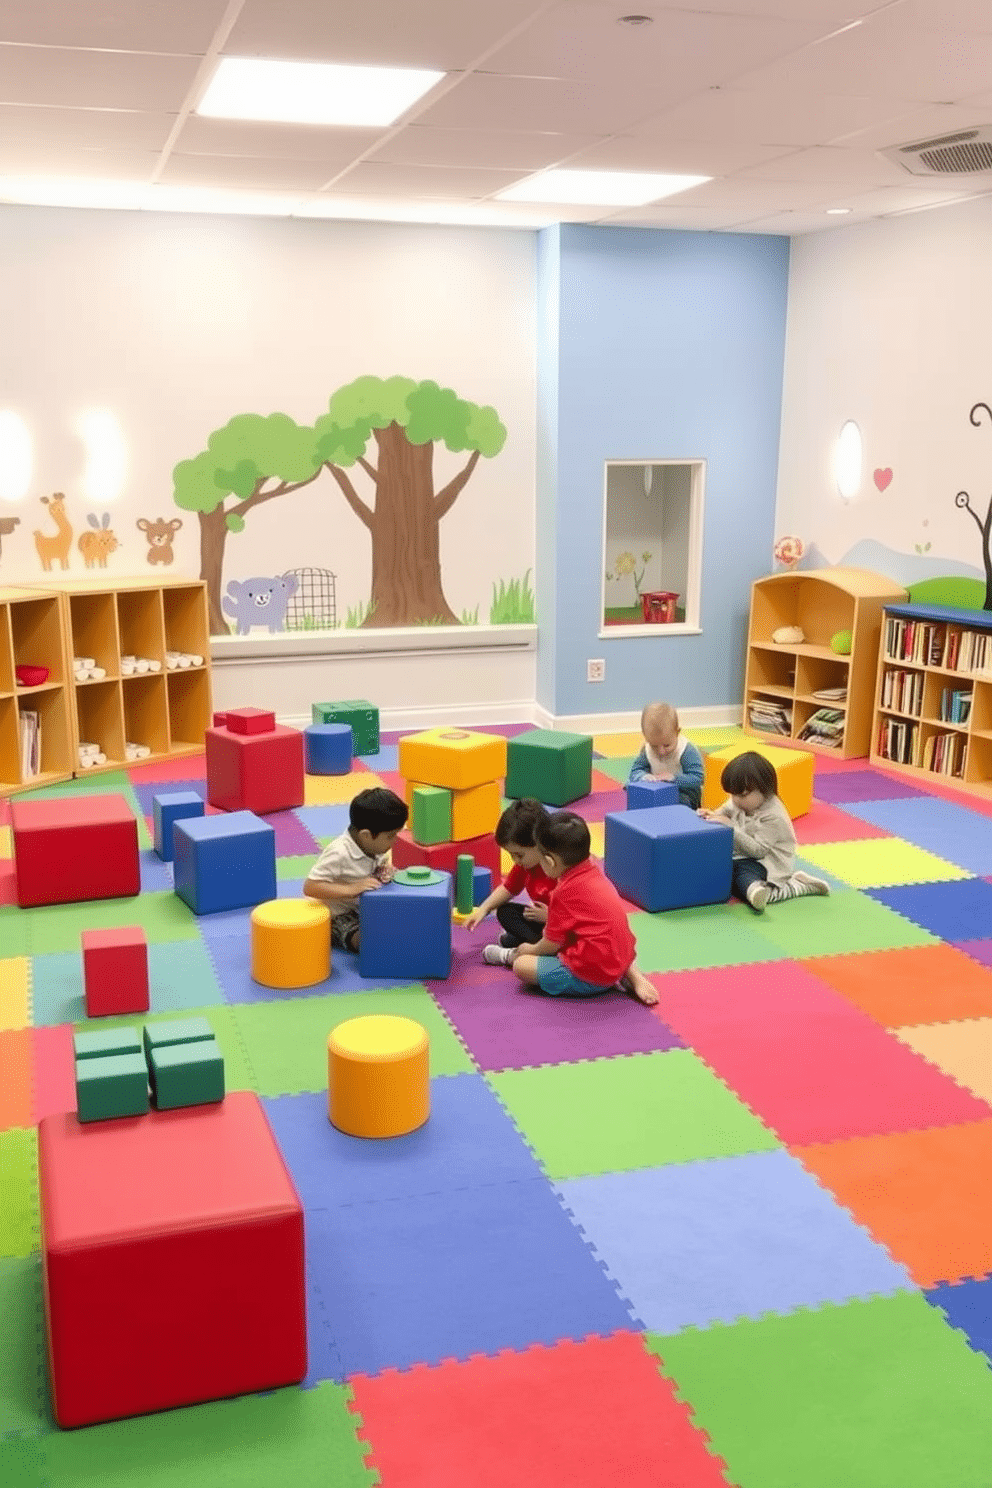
[
  {"left": 702, "top": 741, "right": 814, "bottom": 820},
  {"left": 451, "top": 780, "right": 502, "bottom": 842},
  {"left": 398, "top": 727, "right": 507, "bottom": 791}
]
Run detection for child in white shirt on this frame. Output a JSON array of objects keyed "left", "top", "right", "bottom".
[{"left": 628, "top": 702, "right": 705, "bottom": 809}]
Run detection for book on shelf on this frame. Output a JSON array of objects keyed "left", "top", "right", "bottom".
[
  {"left": 811, "top": 686, "right": 847, "bottom": 702},
  {"left": 939, "top": 687, "right": 972, "bottom": 724},
  {"left": 876, "top": 715, "right": 920, "bottom": 767},
  {"left": 884, "top": 617, "right": 944, "bottom": 667},
  {"left": 747, "top": 698, "right": 792, "bottom": 735},
  {"left": 881, "top": 667, "right": 923, "bottom": 717},
  {"left": 797, "top": 708, "right": 845, "bottom": 747},
  {"left": 19, "top": 710, "right": 41, "bottom": 779},
  {"left": 922, "top": 730, "right": 968, "bottom": 779}
]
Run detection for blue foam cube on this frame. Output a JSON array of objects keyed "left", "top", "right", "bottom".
[
  {"left": 604, "top": 805, "right": 733, "bottom": 913},
  {"left": 173, "top": 811, "right": 276, "bottom": 916},
  {"left": 472, "top": 865, "right": 492, "bottom": 907},
  {"left": 304, "top": 723, "right": 354, "bottom": 776},
  {"left": 153, "top": 790, "right": 205, "bottom": 862},
  {"left": 358, "top": 872, "right": 453, "bottom": 980},
  {"left": 625, "top": 779, "right": 679, "bottom": 811}
]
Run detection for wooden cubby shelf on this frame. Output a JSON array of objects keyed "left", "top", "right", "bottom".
[
  {"left": 0, "top": 587, "right": 75, "bottom": 796},
  {"left": 871, "top": 602, "right": 992, "bottom": 798},
  {"left": 743, "top": 567, "right": 908, "bottom": 759}
]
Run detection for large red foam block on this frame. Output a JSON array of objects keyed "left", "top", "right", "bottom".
[
  {"left": 392, "top": 829, "right": 501, "bottom": 885},
  {"left": 225, "top": 707, "right": 276, "bottom": 736},
  {"left": 12, "top": 795, "right": 140, "bottom": 908},
  {"left": 205, "top": 724, "right": 304, "bottom": 814},
  {"left": 82, "top": 927, "right": 149, "bottom": 1017},
  {"left": 38, "top": 1090, "right": 306, "bottom": 1428}
]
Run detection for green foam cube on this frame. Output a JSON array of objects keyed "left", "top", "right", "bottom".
[
  {"left": 149, "top": 1038, "right": 225, "bottom": 1111},
  {"left": 505, "top": 729, "right": 593, "bottom": 807},
  {"left": 411, "top": 785, "right": 452, "bottom": 846},
  {"left": 142, "top": 1016, "right": 215, "bottom": 1060},
  {"left": 75, "top": 1052, "right": 149, "bottom": 1123},
  {"left": 73, "top": 1026, "right": 143, "bottom": 1062},
  {"left": 310, "top": 699, "right": 379, "bottom": 756}
]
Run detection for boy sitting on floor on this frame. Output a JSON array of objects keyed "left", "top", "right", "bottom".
[{"left": 303, "top": 787, "right": 408, "bottom": 952}]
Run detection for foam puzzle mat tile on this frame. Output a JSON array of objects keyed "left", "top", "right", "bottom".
[
  {"left": 866, "top": 878, "right": 992, "bottom": 942},
  {"left": 812, "top": 770, "right": 927, "bottom": 804},
  {"left": 844, "top": 797, "right": 992, "bottom": 876},
  {"left": 630, "top": 903, "right": 791, "bottom": 973},
  {"left": 794, "top": 800, "right": 893, "bottom": 844},
  {"left": 749, "top": 888, "right": 939, "bottom": 958},
  {"left": 0, "top": 1255, "right": 49, "bottom": 1436},
  {"left": 893, "top": 1017, "right": 992, "bottom": 1104},
  {"left": 0, "top": 1127, "right": 39, "bottom": 1257},
  {"left": 0, "top": 1029, "right": 32, "bottom": 1130},
  {"left": 803, "top": 943, "right": 992, "bottom": 1028},
  {"left": 925, "top": 1277, "right": 992, "bottom": 1365},
  {"left": 0, "top": 957, "right": 30, "bottom": 1031},
  {"left": 798, "top": 837, "right": 970, "bottom": 887},
  {"left": 304, "top": 771, "right": 384, "bottom": 806}
]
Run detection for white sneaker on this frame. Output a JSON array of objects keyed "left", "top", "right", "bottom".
[
  {"left": 747, "top": 881, "right": 770, "bottom": 912},
  {"left": 792, "top": 871, "right": 830, "bottom": 896},
  {"left": 482, "top": 944, "right": 514, "bottom": 966}
]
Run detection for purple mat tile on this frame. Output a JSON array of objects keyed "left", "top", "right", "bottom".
[
  {"left": 574, "top": 790, "right": 628, "bottom": 823},
  {"left": 133, "top": 777, "right": 205, "bottom": 816},
  {"left": 956, "top": 939, "right": 992, "bottom": 971},
  {"left": 812, "top": 769, "right": 927, "bottom": 804},
  {"left": 268, "top": 810, "right": 322, "bottom": 856}
]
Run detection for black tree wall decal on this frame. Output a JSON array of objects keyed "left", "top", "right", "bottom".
[{"left": 955, "top": 401, "right": 992, "bottom": 611}]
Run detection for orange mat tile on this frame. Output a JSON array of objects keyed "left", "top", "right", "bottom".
[
  {"left": 795, "top": 1120, "right": 992, "bottom": 1288},
  {"left": 0, "top": 1027, "right": 33, "bottom": 1129},
  {"left": 803, "top": 944, "right": 992, "bottom": 1028},
  {"left": 895, "top": 1019, "right": 992, "bottom": 1105}
]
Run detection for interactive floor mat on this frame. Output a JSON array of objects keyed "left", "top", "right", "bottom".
[{"left": 2, "top": 724, "right": 992, "bottom": 1487}]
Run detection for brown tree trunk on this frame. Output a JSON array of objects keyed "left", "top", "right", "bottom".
[
  {"left": 362, "top": 423, "right": 459, "bottom": 626},
  {"left": 199, "top": 509, "right": 230, "bottom": 635}
]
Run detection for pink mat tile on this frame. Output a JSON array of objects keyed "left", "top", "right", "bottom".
[
  {"left": 797, "top": 800, "right": 893, "bottom": 845},
  {"left": 31, "top": 1023, "right": 76, "bottom": 1124}
]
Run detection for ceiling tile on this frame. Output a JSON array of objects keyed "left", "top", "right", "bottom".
[
  {"left": 0, "top": 144, "right": 160, "bottom": 178},
  {"left": 738, "top": 144, "right": 937, "bottom": 187},
  {"left": 173, "top": 116, "right": 387, "bottom": 162},
  {"left": 631, "top": 88, "right": 921, "bottom": 150},
  {"left": 0, "top": 104, "right": 176, "bottom": 150},
  {"left": 825, "top": 183, "right": 983, "bottom": 212},
  {"left": 320, "top": 161, "right": 528, "bottom": 198},
  {"left": 158, "top": 154, "right": 342, "bottom": 191},
  {"left": 836, "top": 102, "right": 992, "bottom": 149},
  {"left": 892, "top": 0, "right": 992, "bottom": 32},
  {"left": 0, "top": 0, "right": 229, "bottom": 52},
  {"left": 570, "top": 0, "right": 891, "bottom": 17},
  {"left": 0, "top": 45, "right": 201, "bottom": 111},
  {"left": 225, "top": 0, "right": 546, "bottom": 70},
  {"left": 412, "top": 72, "right": 669, "bottom": 135},
  {"left": 565, "top": 135, "right": 798, "bottom": 175},
  {"left": 370, "top": 124, "right": 601, "bottom": 169}
]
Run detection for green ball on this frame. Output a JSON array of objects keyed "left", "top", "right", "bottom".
[{"left": 830, "top": 629, "right": 853, "bottom": 655}]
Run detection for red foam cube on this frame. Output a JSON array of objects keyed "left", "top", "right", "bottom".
[
  {"left": 391, "top": 829, "right": 501, "bottom": 885},
  {"left": 205, "top": 724, "right": 304, "bottom": 814},
  {"left": 212, "top": 711, "right": 228, "bottom": 727},
  {"left": 225, "top": 707, "right": 276, "bottom": 736},
  {"left": 38, "top": 1091, "right": 306, "bottom": 1427},
  {"left": 82, "top": 927, "right": 149, "bottom": 1017},
  {"left": 12, "top": 795, "right": 140, "bottom": 909}
]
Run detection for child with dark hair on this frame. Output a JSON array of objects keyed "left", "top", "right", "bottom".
[
  {"left": 465, "top": 798, "right": 555, "bottom": 948},
  {"left": 303, "top": 787, "right": 409, "bottom": 951},
  {"left": 698, "top": 751, "right": 829, "bottom": 912},
  {"left": 483, "top": 810, "right": 658, "bottom": 1005}
]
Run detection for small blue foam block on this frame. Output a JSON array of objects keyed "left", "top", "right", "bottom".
[
  {"left": 358, "top": 872, "right": 453, "bottom": 980},
  {"left": 625, "top": 779, "right": 680, "bottom": 811},
  {"left": 604, "top": 805, "right": 733, "bottom": 913},
  {"left": 472, "top": 865, "right": 492, "bottom": 907},
  {"left": 153, "top": 790, "right": 205, "bottom": 862},
  {"left": 173, "top": 811, "right": 277, "bottom": 916},
  {"left": 304, "top": 723, "right": 354, "bottom": 777}
]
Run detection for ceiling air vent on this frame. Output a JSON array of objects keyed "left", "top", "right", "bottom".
[{"left": 882, "top": 127, "right": 992, "bottom": 176}]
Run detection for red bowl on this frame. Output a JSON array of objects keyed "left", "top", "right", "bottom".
[{"left": 16, "top": 664, "right": 49, "bottom": 687}]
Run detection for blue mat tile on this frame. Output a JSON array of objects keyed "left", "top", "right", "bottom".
[
  {"left": 293, "top": 805, "right": 350, "bottom": 841},
  {"left": 206, "top": 931, "right": 418, "bottom": 1004},
  {"left": 139, "top": 848, "right": 174, "bottom": 893},
  {"left": 843, "top": 797, "right": 992, "bottom": 876},
  {"left": 263, "top": 1076, "right": 542, "bottom": 1211},
  {"left": 555, "top": 1150, "right": 912, "bottom": 1335},
  {"left": 304, "top": 1178, "right": 638, "bottom": 1378},
  {"left": 132, "top": 778, "right": 205, "bottom": 817},
  {"left": 355, "top": 743, "right": 398, "bottom": 771},
  {"left": 926, "top": 1277, "right": 992, "bottom": 1364},
  {"left": 31, "top": 939, "right": 224, "bottom": 1026},
  {"left": 866, "top": 879, "right": 992, "bottom": 942}
]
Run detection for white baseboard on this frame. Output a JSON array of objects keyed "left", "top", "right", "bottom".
[
  {"left": 278, "top": 701, "right": 741, "bottom": 734},
  {"left": 534, "top": 703, "right": 742, "bottom": 733}
]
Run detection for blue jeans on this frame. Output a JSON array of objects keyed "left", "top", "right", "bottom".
[{"left": 732, "top": 858, "right": 768, "bottom": 903}]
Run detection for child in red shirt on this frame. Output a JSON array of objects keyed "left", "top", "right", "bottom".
[
  {"left": 484, "top": 811, "right": 658, "bottom": 1005},
  {"left": 466, "top": 799, "right": 556, "bottom": 948}
]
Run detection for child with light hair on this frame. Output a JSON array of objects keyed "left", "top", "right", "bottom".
[{"left": 628, "top": 702, "right": 705, "bottom": 809}]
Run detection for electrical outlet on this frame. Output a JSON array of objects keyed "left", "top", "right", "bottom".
[{"left": 587, "top": 658, "right": 606, "bottom": 683}]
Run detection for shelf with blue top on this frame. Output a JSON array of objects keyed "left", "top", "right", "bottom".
[{"left": 872, "top": 600, "right": 992, "bottom": 797}]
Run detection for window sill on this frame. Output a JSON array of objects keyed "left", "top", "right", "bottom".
[
  {"left": 597, "top": 624, "right": 702, "bottom": 640},
  {"left": 212, "top": 624, "right": 537, "bottom": 663}
]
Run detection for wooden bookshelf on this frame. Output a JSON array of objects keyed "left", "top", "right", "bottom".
[
  {"left": 871, "top": 602, "right": 992, "bottom": 799},
  {"left": 744, "top": 567, "right": 907, "bottom": 759},
  {"left": 0, "top": 587, "right": 75, "bottom": 796}
]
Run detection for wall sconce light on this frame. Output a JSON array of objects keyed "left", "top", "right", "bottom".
[{"left": 834, "top": 420, "right": 862, "bottom": 502}]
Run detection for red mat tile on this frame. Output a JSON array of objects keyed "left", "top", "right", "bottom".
[
  {"left": 804, "top": 944, "right": 992, "bottom": 1028},
  {"left": 795, "top": 1120, "right": 992, "bottom": 1287},
  {"left": 0, "top": 861, "right": 17, "bottom": 906},
  {"left": 30, "top": 1024, "right": 75, "bottom": 1124},
  {"left": 127, "top": 752, "right": 207, "bottom": 783},
  {"left": 0, "top": 1027, "right": 32, "bottom": 1129},
  {"left": 650, "top": 961, "right": 991, "bottom": 1144},
  {"left": 350, "top": 1331, "right": 730, "bottom": 1488},
  {"left": 796, "top": 800, "right": 892, "bottom": 845}
]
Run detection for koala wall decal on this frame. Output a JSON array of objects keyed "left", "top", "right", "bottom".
[{"left": 222, "top": 574, "right": 299, "bottom": 635}]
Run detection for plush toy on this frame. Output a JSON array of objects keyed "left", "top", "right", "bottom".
[
  {"left": 222, "top": 575, "right": 299, "bottom": 635},
  {"left": 830, "top": 629, "right": 853, "bottom": 655},
  {"left": 772, "top": 625, "right": 805, "bottom": 645}
]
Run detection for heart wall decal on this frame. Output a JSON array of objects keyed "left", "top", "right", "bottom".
[{"left": 874, "top": 467, "right": 893, "bottom": 491}]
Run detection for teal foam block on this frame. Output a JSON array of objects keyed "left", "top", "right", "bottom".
[
  {"left": 73, "top": 1027, "right": 143, "bottom": 1062},
  {"left": 149, "top": 1038, "right": 226, "bottom": 1111},
  {"left": 75, "top": 1053, "right": 149, "bottom": 1123}
]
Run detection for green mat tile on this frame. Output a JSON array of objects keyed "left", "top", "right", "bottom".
[
  {"left": 0, "top": 1434, "right": 48, "bottom": 1488},
  {"left": 630, "top": 904, "right": 791, "bottom": 973},
  {"left": 798, "top": 838, "right": 969, "bottom": 889},
  {"left": 0, "top": 1256, "right": 48, "bottom": 1437},
  {"left": 276, "top": 854, "right": 319, "bottom": 882},
  {"left": 233, "top": 988, "right": 474, "bottom": 1096},
  {"left": 0, "top": 1129, "right": 39, "bottom": 1258},
  {"left": 15, "top": 772, "right": 138, "bottom": 804},
  {"left": 647, "top": 1291, "right": 992, "bottom": 1488},
  {"left": 73, "top": 1008, "right": 256, "bottom": 1094},
  {"left": 490, "top": 1050, "right": 779, "bottom": 1179},
  {"left": 751, "top": 889, "right": 939, "bottom": 959},
  {"left": 44, "top": 1381, "right": 375, "bottom": 1488},
  {"left": 590, "top": 757, "right": 635, "bottom": 785},
  {"left": 23, "top": 890, "right": 199, "bottom": 955}
]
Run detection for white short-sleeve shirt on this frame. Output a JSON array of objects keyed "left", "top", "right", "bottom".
[{"left": 306, "top": 830, "right": 388, "bottom": 917}]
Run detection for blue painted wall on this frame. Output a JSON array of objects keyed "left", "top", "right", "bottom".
[{"left": 536, "top": 224, "right": 790, "bottom": 718}]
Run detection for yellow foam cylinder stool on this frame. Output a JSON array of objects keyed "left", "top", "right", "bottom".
[
  {"left": 327, "top": 1015, "right": 430, "bottom": 1138},
  {"left": 251, "top": 898, "right": 331, "bottom": 989},
  {"left": 702, "top": 741, "right": 815, "bottom": 821}
]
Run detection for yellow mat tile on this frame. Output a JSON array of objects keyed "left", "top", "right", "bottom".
[
  {"left": 0, "top": 957, "right": 30, "bottom": 1031},
  {"left": 895, "top": 1018, "right": 992, "bottom": 1104},
  {"left": 304, "top": 771, "right": 384, "bottom": 805},
  {"left": 0, "top": 824, "right": 11, "bottom": 858},
  {"left": 592, "top": 732, "right": 641, "bottom": 758},
  {"left": 588, "top": 821, "right": 605, "bottom": 859}
]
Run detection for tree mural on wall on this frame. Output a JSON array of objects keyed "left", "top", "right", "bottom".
[
  {"left": 172, "top": 377, "right": 507, "bottom": 634},
  {"left": 954, "top": 401, "right": 992, "bottom": 611}
]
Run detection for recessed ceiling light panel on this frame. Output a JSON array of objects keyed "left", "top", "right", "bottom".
[
  {"left": 497, "top": 168, "right": 709, "bottom": 206},
  {"left": 197, "top": 57, "right": 445, "bottom": 128}
]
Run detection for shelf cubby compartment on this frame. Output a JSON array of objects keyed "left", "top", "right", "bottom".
[
  {"left": 17, "top": 687, "right": 74, "bottom": 783},
  {"left": 794, "top": 652, "right": 850, "bottom": 703},
  {"left": 966, "top": 734, "right": 992, "bottom": 788},
  {"left": 163, "top": 584, "right": 209, "bottom": 663},
  {"left": 0, "top": 606, "right": 14, "bottom": 695},
  {"left": 793, "top": 697, "right": 846, "bottom": 751},
  {"left": 970, "top": 681, "right": 992, "bottom": 736},
  {"left": 117, "top": 589, "right": 165, "bottom": 669},
  {"left": 74, "top": 680, "right": 125, "bottom": 771},
  {"left": 122, "top": 674, "right": 169, "bottom": 758},
  {"left": 67, "top": 592, "right": 121, "bottom": 680},
  {"left": 0, "top": 695, "right": 21, "bottom": 790},
  {"left": 9, "top": 594, "right": 65, "bottom": 686},
  {"left": 167, "top": 668, "right": 210, "bottom": 752},
  {"left": 746, "top": 645, "right": 796, "bottom": 694}
]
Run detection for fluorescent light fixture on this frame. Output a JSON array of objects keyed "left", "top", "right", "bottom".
[
  {"left": 197, "top": 57, "right": 445, "bottom": 127},
  {"left": 826, "top": 207, "right": 852, "bottom": 215},
  {"left": 77, "top": 410, "right": 127, "bottom": 504},
  {"left": 834, "top": 420, "right": 862, "bottom": 501},
  {"left": 296, "top": 196, "right": 561, "bottom": 228},
  {"left": 497, "top": 168, "right": 710, "bottom": 206},
  {"left": 0, "top": 410, "right": 32, "bottom": 502}
]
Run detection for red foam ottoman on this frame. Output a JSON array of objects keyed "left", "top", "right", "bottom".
[
  {"left": 205, "top": 723, "right": 304, "bottom": 814},
  {"left": 392, "top": 828, "right": 501, "bottom": 885},
  {"left": 38, "top": 1090, "right": 306, "bottom": 1427},
  {"left": 12, "top": 795, "right": 140, "bottom": 908}
]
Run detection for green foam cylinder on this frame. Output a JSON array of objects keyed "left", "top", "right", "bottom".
[{"left": 455, "top": 854, "right": 475, "bottom": 915}]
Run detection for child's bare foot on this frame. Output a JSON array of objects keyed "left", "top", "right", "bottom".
[{"left": 619, "top": 970, "right": 658, "bottom": 1006}]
